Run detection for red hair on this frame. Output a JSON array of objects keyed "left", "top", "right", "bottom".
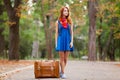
[{"left": 59, "top": 6, "right": 72, "bottom": 24}]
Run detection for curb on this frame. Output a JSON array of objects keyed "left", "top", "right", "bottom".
[{"left": 0, "top": 65, "right": 33, "bottom": 79}]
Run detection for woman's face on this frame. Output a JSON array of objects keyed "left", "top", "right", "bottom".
[{"left": 63, "top": 8, "right": 69, "bottom": 17}]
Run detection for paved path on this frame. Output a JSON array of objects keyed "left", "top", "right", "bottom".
[{"left": 5, "top": 61, "right": 120, "bottom": 80}]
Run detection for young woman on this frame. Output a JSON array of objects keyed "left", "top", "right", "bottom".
[{"left": 55, "top": 6, "right": 74, "bottom": 79}]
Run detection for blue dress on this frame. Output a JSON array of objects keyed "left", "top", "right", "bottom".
[{"left": 56, "top": 20, "right": 74, "bottom": 52}]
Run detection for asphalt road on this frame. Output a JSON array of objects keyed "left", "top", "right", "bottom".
[{"left": 5, "top": 61, "right": 120, "bottom": 80}]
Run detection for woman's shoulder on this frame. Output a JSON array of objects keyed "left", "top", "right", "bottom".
[
  {"left": 55, "top": 20, "right": 60, "bottom": 25},
  {"left": 56, "top": 20, "right": 58, "bottom": 23},
  {"left": 55, "top": 20, "right": 59, "bottom": 27},
  {"left": 56, "top": 20, "right": 60, "bottom": 23}
]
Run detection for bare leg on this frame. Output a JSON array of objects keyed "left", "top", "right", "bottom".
[
  {"left": 64, "top": 51, "right": 70, "bottom": 66},
  {"left": 59, "top": 51, "right": 65, "bottom": 74}
]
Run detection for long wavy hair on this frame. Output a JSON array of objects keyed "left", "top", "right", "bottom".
[{"left": 58, "top": 6, "right": 72, "bottom": 24}]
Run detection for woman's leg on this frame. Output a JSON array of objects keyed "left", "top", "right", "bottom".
[
  {"left": 64, "top": 51, "right": 70, "bottom": 66},
  {"left": 59, "top": 51, "right": 65, "bottom": 74},
  {"left": 59, "top": 51, "right": 70, "bottom": 73}
]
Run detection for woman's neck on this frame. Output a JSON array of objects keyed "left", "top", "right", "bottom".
[{"left": 62, "top": 16, "right": 66, "bottom": 19}]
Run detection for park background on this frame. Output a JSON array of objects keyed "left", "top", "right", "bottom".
[{"left": 0, "top": 0, "right": 120, "bottom": 61}]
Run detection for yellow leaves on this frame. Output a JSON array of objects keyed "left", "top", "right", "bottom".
[
  {"left": 15, "top": 4, "right": 32, "bottom": 19},
  {"left": 15, "top": 5, "right": 22, "bottom": 17},
  {"left": 113, "top": 26, "right": 120, "bottom": 39},
  {"left": 106, "top": 2, "right": 118, "bottom": 14},
  {"left": 114, "top": 33, "right": 120, "bottom": 39},
  {"left": 49, "top": 0, "right": 55, "bottom": 4},
  {"left": 104, "top": 19, "right": 108, "bottom": 22},
  {"left": 96, "top": 2, "right": 108, "bottom": 19},
  {"left": 20, "top": 14, "right": 32, "bottom": 19},
  {"left": 96, "top": 12, "right": 104, "bottom": 19},
  {"left": 16, "top": 12, "right": 32, "bottom": 19},
  {"left": 15, "top": 3, "right": 31, "bottom": 15},
  {"left": 114, "top": 7, "right": 119, "bottom": 12},
  {"left": 96, "top": 1, "right": 120, "bottom": 20},
  {"left": 73, "top": 3, "right": 81, "bottom": 6},
  {"left": 96, "top": 29, "right": 103, "bottom": 36},
  {"left": 23, "top": 0, "right": 29, "bottom": 3},
  {"left": 110, "top": 26, "right": 116, "bottom": 30},
  {"left": 90, "top": 0, "right": 96, "bottom": 1},
  {"left": 49, "top": 8, "right": 58, "bottom": 13},
  {"left": 16, "top": 12, "right": 21, "bottom": 17},
  {"left": 6, "top": 21, "right": 16, "bottom": 26},
  {"left": 42, "top": 0, "right": 49, "bottom": 4},
  {"left": 84, "top": 0, "right": 89, "bottom": 1},
  {"left": 107, "top": 3, "right": 114, "bottom": 12},
  {"left": 21, "top": 5, "right": 30, "bottom": 11}
]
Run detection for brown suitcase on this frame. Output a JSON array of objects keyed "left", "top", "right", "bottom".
[{"left": 34, "top": 60, "right": 60, "bottom": 78}]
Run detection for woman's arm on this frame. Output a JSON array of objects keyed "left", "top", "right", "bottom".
[
  {"left": 55, "top": 21, "right": 58, "bottom": 47},
  {"left": 70, "top": 23, "right": 73, "bottom": 48}
]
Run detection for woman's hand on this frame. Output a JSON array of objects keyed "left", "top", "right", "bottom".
[
  {"left": 55, "top": 21, "right": 58, "bottom": 48},
  {"left": 70, "top": 42, "right": 73, "bottom": 48},
  {"left": 55, "top": 41, "right": 57, "bottom": 48},
  {"left": 56, "top": 44, "right": 57, "bottom": 48}
]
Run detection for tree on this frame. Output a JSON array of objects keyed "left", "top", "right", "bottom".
[
  {"left": 34, "top": 0, "right": 59, "bottom": 59},
  {"left": 0, "top": 1, "right": 5, "bottom": 57},
  {"left": 3, "top": 0, "right": 21, "bottom": 60},
  {"left": 88, "top": 0, "right": 97, "bottom": 61},
  {"left": 96, "top": 0, "right": 120, "bottom": 61}
]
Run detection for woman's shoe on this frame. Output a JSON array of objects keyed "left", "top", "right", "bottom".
[
  {"left": 60, "top": 72, "right": 62, "bottom": 77},
  {"left": 61, "top": 74, "right": 67, "bottom": 79}
]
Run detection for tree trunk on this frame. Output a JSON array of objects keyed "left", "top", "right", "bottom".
[
  {"left": 9, "top": 21, "right": 19, "bottom": 60},
  {"left": 98, "top": 18, "right": 103, "bottom": 60},
  {"left": 0, "top": 3, "right": 5, "bottom": 57},
  {"left": 108, "top": 34, "right": 115, "bottom": 61},
  {"left": 31, "top": 41, "right": 39, "bottom": 58},
  {"left": 88, "top": 0, "right": 97, "bottom": 61},
  {"left": 40, "top": 0, "right": 54, "bottom": 60},
  {"left": 3, "top": 0, "right": 21, "bottom": 60},
  {"left": 102, "top": 17, "right": 116, "bottom": 61},
  {"left": 48, "top": 15, "right": 54, "bottom": 59},
  {"left": 98, "top": 35, "right": 103, "bottom": 60},
  {"left": 44, "top": 15, "right": 53, "bottom": 59},
  {"left": 102, "top": 31, "right": 113, "bottom": 61},
  {"left": 107, "top": 17, "right": 118, "bottom": 61},
  {"left": 0, "top": 28, "right": 5, "bottom": 57}
]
